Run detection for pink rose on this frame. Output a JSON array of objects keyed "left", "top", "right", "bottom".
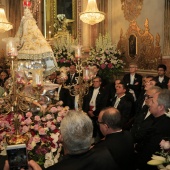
[
  {"left": 38, "top": 127, "right": 46, "bottom": 135},
  {"left": 108, "top": 63, "right": 113, "bottom": 68},
  {"left": 100, "top": 63, "right": 106, "bottom": 69},
  {"left": 50, "top": 107, "right": 58, "bottom": 113},
  {"left": 160, "top": 140, "right": 170, "bottom": 150},
  {"left": 50, "top": 125, "right": 56, "bottom": 130},
  {"left": 34, "top": 124, "right": 39, "bottom": 131},
  {"left": 26, "top": 112, "right": 32, "bottom": 118},
  {"left": 41, "top": 117, "right": 46, "bottom": 121},
  {"left": 47, "top": 121, "right": 52, "bottom": 128},
  {"left": 46, "top": 114, "right": 52, "bottom": 120},
  {"left": 22, "top": 125, "right": 30, "bottom": 133},
  {"left": 33, "top": 135, "right": 41, "bottom": 143},
  {"left": 24, "top": 118, "right": 32, "bottom": 125},
  {"left": 34, "top": 116, "right": 41, "bottom": 121}
]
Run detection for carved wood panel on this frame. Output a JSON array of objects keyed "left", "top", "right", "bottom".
[{"left": 117, "top": 19, "right": 162, "bottom": 70}]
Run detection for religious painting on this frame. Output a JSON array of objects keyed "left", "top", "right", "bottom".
[
  {"left": 44, "top": 0, "right": 77, "bottom": 39},
  {"left": 129, "top": 34, "right": 137, "bottom": 58}
]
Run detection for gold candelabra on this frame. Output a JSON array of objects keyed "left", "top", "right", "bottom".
[{"left": 66, "top": 46, "right": 94, "bottom": 111}]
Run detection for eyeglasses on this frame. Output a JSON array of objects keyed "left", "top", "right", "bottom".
[
  {"left": 96, "top": 120, "right": 105, "bottom": 125},
  {"left": 144, "top": 94, "right": 153, "bottom": 99}
]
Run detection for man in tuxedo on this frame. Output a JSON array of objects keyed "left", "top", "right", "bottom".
[
  {"left": 55, "top": 74, "right": 70, "bottom": 107},
  {"left": 83, "top": 76, "right": 108, "bottom": 137},
  {"left": 155, "top": 64, "right": 169, "bottom": 89},
  {"left": 65, "top": 64, "right": 79, "bottom": 85},
  {"left": 131, "top": 86, "right": 161, "bottom": 142},
  {"left": 95, "top": 107, "right": 135, "bottom": 170},
  {"left": 111, "top": 81, "right": 134, "bottom": 129},
  {"left": 135, "top": 89, "right": 170, "bottom": 170},
  {"left": 135, "top": 75, "right": 157, "bottom": 117},
  {"left": 123, "top": 62, "right": 143, "bottom": 99}
]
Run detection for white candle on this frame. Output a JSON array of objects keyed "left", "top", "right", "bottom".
[{"left": 75, "top": 48, "right": 81, "bottom": 58}]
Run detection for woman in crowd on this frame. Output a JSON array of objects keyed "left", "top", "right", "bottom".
[{"left": 0, "top": 70, "right": 9, "bottom": 87}]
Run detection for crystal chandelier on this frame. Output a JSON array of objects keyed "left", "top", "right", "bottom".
[
  {"left": 0, "top": 0, "right": 13, "bottom": 33},
  {"left": 79, "top": 0, "right": 105, "bottom": 25}
]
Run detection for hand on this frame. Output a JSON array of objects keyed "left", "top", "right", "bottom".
[
  {"left": 28, "top": 160, "right": 42, "bottom": 170},
  {"left": 134, "top": 82, "right": 139, "bottom": 85},
  {"left": 4, "top": 160, "right": 42, "bottom": 170}
]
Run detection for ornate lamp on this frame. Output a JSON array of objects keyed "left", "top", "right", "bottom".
[
  {"left": 0, "top": 0, "right": 13, "bottom": 33},
  {"left": 79, "top": 0, "right": 105, "bottom": 25}
]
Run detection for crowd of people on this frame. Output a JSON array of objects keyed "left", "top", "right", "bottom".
[{"left": 2, "top": 63, "right": 170, "bottom": 170}]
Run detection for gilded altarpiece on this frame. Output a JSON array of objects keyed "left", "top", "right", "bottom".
[
  {"left": 117, "top": 19, "right": 162, "bottom": 70},
  {"left": 118, "top": 0, "right": 162, "bottom": 71}
]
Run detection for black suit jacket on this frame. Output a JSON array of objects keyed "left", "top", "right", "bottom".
[
  {"left": 123, "top": 73, "right": 143, "bottom": 99},
  {"left": 95, "top": 131, "right": 135, "bottom": 170},
  {"left": 135, "top": 114, "right": 170, "bottom": 170},
  {"left": 112, "top": 95, "right": 133, "bottom": 128},
  {"left": 83, "top": 86, "right": 108, "bottom": 117},
  {"left": 155, "top": 75, "right": 169, "bottom": 89},
  {"left": 47, "top": 147, "right": 120, "bottom": 170},
  {"left": 56, "top": 87, "right": 70, "bottom": 107}
]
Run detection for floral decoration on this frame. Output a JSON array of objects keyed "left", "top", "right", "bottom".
[
  {"left": 148, "top": 139, "right": 170, "bottom": 170},
  {"left": 53, "top": 34, "right": 78, "bottom": 67},
  {"left": 0, "top": 101, "right": 69, "bottom": 168},
  {"left": 88, "top": 33, "right": 125, "bottom": 80}
]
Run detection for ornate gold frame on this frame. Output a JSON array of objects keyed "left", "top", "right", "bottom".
[
  {"left": 44, "top": 0, "right": 77, "bottom": 39},
  {"left": 117, "top": 19, "right": 162, "bottom": 70}
]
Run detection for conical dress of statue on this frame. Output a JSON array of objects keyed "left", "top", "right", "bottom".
[{"left": 15, "top": 7, "right": 58, "bottom": 76}]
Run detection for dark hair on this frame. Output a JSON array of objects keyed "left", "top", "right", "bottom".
[
  {"left": 119, "top": 80, "right": 128, "bottom": 91},
  {"left": 157, "top": 64, "right": 167, "bottom": 71},
  {"left": 93, "top": 76, "right": 102, "bottom": 82}
]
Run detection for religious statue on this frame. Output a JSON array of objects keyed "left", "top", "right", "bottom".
[
  {"left": 15, "top": 7, "right": 58, "bottom": 76},
  {"left": 54, "top": 14, "right": 74, "bottom": 33}
]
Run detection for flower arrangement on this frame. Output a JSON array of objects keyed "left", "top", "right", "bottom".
[
  {"left": 88, "top": 33, "right": 125, "bottom": 80},
  {"left": 148, "top": 139, "right": 170, "bottom": 170},
  {"left": 53, "top": 34, "right": 78, "bottom": 67},
  {"left": 0, "top": 101, "right": 69, "bottom": 168}
]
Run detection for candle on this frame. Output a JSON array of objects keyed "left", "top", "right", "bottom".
[
  {"left": 83, "top": 68, "right": 90, "bottom": 81},
  {"left": 2, "top": 37, "right": 18, "bottom": 57},
  {"left": 49, "top": 30, "right": 51, "bottom": 39},
  {"left": 75, "top": 47, "right": 82, "bottom": 58},
  {"left": 31, "top": 69, "right": 44, "bottom": 87}
]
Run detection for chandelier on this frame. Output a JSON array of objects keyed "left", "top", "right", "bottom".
[
  {"left": 0, "top": 0, "right": 13, "bottom": 33},
  {"left": 79, "top": 0, "right": 105, "bottom": 25}
]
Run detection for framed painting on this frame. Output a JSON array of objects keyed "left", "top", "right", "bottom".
[
  {"left": 128, "top": 34, "right": 137, "bottom": 58},
  {"left": 44, "top": 0, "right": 77, "bottom": 39}
]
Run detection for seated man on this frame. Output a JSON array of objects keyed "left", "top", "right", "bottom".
[
  {"left": 131, "top": 86, "right": 162, "bottom": 142},
  {"left": 94, "top": 107, "right": 135, "bottom": 170},
  {"left": 4, "top": 111, "right": 120, "bottom": 170},
  {"left": 111, "top": 81, "right": 134, "bottom": 129}
]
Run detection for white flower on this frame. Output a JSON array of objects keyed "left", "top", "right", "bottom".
[
  {"left": 51, "top": 133, "right": 59, "bottom": 143},
  {"left": 44, "top": 159, "right": 55, "bottom": 168},
  {"left": 45, "top": 152, "right": 53, "bottom": 160}
]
